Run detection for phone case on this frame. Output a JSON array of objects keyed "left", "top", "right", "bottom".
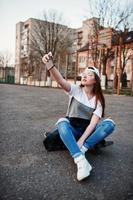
[{"left": 45, "top": 57, "right": 54, "bottom": 70}]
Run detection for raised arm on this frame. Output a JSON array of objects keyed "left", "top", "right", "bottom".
[{"left": 42, "top": 52, "right": 71, "bottom": 93}]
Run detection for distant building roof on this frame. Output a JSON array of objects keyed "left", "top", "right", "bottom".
[{"left": 77, "top": 31, "right": 133, "bottom": 52}]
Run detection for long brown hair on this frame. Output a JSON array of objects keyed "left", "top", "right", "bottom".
[
  {"left": 80, "top": 67, "right": 105, "bottom": 117},
  {"left": 93, "top": 73, "right": 105, "bottom": 117}
]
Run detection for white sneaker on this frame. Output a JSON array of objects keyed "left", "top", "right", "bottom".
[
  {"left": 74, "top": 155, "right": 92, "bottom": 181},
  {"left": 80, "top": 145, "right": 88, "bottom": 154}
]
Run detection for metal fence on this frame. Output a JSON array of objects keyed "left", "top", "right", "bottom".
[{"left": 0, "top": 67, "right": 15, "bottom": 84}]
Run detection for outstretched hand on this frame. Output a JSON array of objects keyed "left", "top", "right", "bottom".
[{"left": 42, "top": 52, "right": 54, "bottom": 70}]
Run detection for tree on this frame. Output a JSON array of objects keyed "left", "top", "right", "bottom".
[
  {"left": 87, "top": 0, "right": 133, "bottom": 89},
  {"left": 0, "top": 51, "right": 11, "bottom": 67},
  {"left": 112, "top": 26, "right": 133, "bottom": 92},
  {"left": 121, "top": 33, "right": 132, "bottom": 88},
  {"left": 29, "top": 10, "right": 74, "bottom": 85}
]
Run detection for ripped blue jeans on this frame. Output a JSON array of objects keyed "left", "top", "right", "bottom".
[{"left": 56, "top": 118, "right": 116, "bottom": 158}]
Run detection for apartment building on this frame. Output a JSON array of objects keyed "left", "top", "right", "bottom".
[
  {"left": 15, "top": 18, "right": 75, "bottom": 84},
  {"left": 72, "top": 18, "right": 101, "bottom": 75},
  {"left": 15, "top": 19, "right": 30, "bottom": 83},
  {"left": 73, "top": 19, "right": 133, "bottom": 88}
]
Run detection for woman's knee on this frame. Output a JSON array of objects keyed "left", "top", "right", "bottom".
[
  {"left": 101, "top": 119, "right": 116, "bottom": 134},
  {"left": 56, "top": 118, "right": 70, "bottom": 136}
]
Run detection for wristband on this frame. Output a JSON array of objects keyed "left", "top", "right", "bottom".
[{"left": 48, "top": 64, "right": 55, "bottom": 71}]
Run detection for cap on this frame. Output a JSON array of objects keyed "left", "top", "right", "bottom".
[{"left": 86, "top": 66, "right": 100, "bottom": 78}]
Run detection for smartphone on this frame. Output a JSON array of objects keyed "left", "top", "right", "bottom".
[{"left": 46, "top": 53, "right": 54, "bottom": 70}]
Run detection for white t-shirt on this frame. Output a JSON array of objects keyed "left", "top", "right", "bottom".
[{"left": 66, "top": 84, "right": 103, "bottom": 119}]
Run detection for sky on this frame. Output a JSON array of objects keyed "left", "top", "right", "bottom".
[
  {"left": 0, "top": 0, "right": 132, "bottom": 65},
  {"left": 0, "top": 0, "right": 89, "bottom": 64}
]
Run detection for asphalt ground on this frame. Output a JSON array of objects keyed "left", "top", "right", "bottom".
[{"left": 0, "top": 84, "right": 133, "bottom": 200}]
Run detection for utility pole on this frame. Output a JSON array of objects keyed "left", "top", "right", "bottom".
[
  {"left": 131, "top": 55, "right": 133, "bottom": 96},
  {"left": 117, "top": 34, "right": 122, "bottom": 95},
  {"left": 65, "top": 54, "right": 68, "bottom": 80},
  {"left": 57, "top": 54, "right": 60, "bottom": 88},
  {"left": 74, "top": 51, "right": 78, "bottom": 84},
  {"left": 87, "top": 43, "right": 90, "bottom": 67},
  {"left": 98, "top": 48, "right": 102, "bottom": 75},
  {"left": 113, "top": 47, "right": 118, "bottom": 92}
]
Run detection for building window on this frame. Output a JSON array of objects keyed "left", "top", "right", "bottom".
[
  {"left": 110, "top": 66, "right": 114, "bottom": 74},
  {"left": 25, "top": 24, "right": 29, "bottom": 29},
  {"left": 78, "top": 31, "right": 83, "bottom": 39},
  {"left": 79, "top": 68, "right": 85, "bottom": 75},
  {"left": 126, "top": 65, "right": 131, "bottom": 73},
  {"left": 79, "top": 56, "right": 86, "bottom": 63}
]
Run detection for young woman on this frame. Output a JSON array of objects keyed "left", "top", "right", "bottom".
[{"left": 42, "top": 52, "right": 116, "bottom": 181}]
